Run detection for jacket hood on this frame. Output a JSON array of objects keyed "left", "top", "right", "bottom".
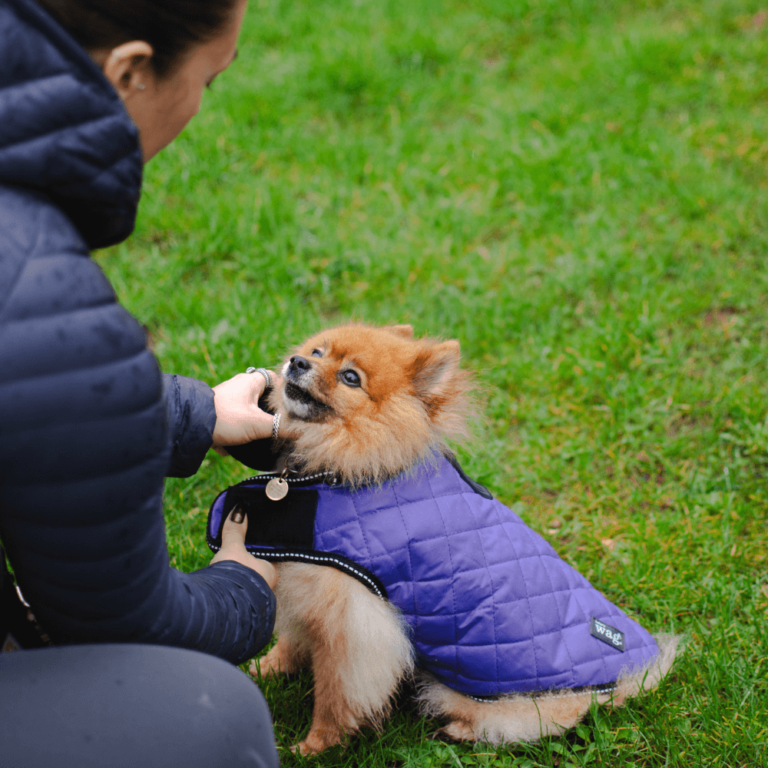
[{"left": 0, "top": 0, "right": 143, "bottom": 249}]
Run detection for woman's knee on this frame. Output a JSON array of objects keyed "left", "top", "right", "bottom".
[{"left": 0, "top": 644, "right": 278, "bottom": 768}]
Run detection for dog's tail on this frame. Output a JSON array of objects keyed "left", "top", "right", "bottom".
[{"left": 609, "top": 632, "right": 682, "bottom": 706}]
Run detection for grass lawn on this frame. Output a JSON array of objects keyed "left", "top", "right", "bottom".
[{"left": 101, "top": 0, "right": 767, "bottom": 764}]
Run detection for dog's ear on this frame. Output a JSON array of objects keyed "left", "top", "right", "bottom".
[
  {"left": 410, "top": 340, "right": 461, "bottom": 400},
  {"left": 386, "top": 324, "right": 414, "bottom": 339}
]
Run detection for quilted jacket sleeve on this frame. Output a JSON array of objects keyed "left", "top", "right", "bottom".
[
  {"left": 163, "top": 373, "right": 217, "bottom": 478},
  {"left": 0, "top": 188, "right": 275, "bottom": 663}
]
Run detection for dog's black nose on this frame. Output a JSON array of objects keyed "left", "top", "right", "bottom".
[{"left": 289, "top": 355, "right": 311, "bottom": 375}]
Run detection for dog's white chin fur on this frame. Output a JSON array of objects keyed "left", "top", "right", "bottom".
[{"left": 282, "top": 389, "right": 312, "bottom": 420}]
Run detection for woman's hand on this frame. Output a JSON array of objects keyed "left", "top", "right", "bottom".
[
  {"left": 211, "top": 371, "right": 275, "bottom": 450},
  {"left": 210, "top": 507, "right": 278, "bottom": 590}
]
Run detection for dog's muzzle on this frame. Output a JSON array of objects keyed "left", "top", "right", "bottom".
[{"left": 282, "top": 357, "right": 331, "bottom": 420}]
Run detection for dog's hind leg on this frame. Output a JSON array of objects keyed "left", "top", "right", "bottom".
[
  {"left": 292, "top": 566, "right": 414, "bottom": 755},
  {"left": 417, "top": 674, "right": 601, "bottom": 745},
  {"left": 416, "top": 634, "right": 682, "bottom": 745}
]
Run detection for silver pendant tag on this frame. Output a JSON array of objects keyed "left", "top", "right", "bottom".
[{"left": 265, "top": 477, "right": 288, "bottom": 501}]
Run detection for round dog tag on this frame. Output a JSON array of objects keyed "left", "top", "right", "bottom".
[{"left": 265, "top": 477, "right": 288, "bottom": 501}]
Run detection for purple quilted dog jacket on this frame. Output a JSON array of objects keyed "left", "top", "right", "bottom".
[{"left": 208, "top": 456, "right": 661, "bottom": 697}]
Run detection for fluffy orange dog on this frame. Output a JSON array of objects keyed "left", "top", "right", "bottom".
[{"left": 232, "top": 324, "right": 677, "bottom": 754}]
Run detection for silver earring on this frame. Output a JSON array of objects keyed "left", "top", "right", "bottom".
[{"left": 136, "top": 83, "right": 146, "bottom": 91}]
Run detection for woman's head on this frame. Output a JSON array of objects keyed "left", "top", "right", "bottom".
[{"left": 37, "top": 0, "right": 246, "bottom": 160}]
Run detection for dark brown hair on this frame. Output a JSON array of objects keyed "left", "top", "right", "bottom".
[{"left": 36, "top": 0, "right": 239, "bottom": 77}]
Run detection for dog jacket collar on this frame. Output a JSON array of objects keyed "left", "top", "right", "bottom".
[{"left": 207, "top": 456, "right": 661, "bottom": 697}]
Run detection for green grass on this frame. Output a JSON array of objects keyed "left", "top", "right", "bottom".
[{"left": 101, "top": 0, "right": 767, "bottom": 764}]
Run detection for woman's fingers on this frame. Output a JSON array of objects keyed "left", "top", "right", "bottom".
[
  {"left": 244, "top": 370, "right": 268, "bottom": 402},
  {"left": 211, "top": 506, "right": 248, "bottom": 564},
  {"left": 210, "top": 507, "right": 278, "bottom": 589},
  {"left": 211, "top": 371, "right": 275, "bottom": 447},
  {"left": 222, "top": 504, "right": 248, "bottom": 539}
]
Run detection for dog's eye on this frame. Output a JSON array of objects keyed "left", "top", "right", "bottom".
[
  {"left": 341, "top": 370, "right": 361, "bottom": 387},
  {"left": 311, "top": 349, "right": 323, "bottom": 358}
]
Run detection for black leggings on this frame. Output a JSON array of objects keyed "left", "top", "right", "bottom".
[{"left": 0, "top": 644, "right": 279, "bottom": 768}]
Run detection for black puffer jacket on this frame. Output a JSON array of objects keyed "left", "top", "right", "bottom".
[{"left": 0, "top": 0, "right": 275, "bottom": 663}]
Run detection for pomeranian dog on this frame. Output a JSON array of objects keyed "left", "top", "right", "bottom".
[{"left": 208, "top": 323, "right": 679, "bottom": 755}]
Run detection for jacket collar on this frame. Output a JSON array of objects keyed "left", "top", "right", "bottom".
[{"left": 0, "top": 0, "right": 143, "bottom": 249}]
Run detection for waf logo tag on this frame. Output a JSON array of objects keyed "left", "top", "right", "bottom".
[{"left": 590, "top": 617, "right": 625, "bottom": 651}]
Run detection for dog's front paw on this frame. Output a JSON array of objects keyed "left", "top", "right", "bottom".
[
  {"left": 291, "top": 739, "right": 319, "bottom": 757},
  {"left": 292, "top": 725, "right": 344, "bottom": 755},
  {"left": 291, "top": 736, "right": 332, "bottom": 756},
  {"left": 253, "top": 644, "right": 287, "bottom": 678}
]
